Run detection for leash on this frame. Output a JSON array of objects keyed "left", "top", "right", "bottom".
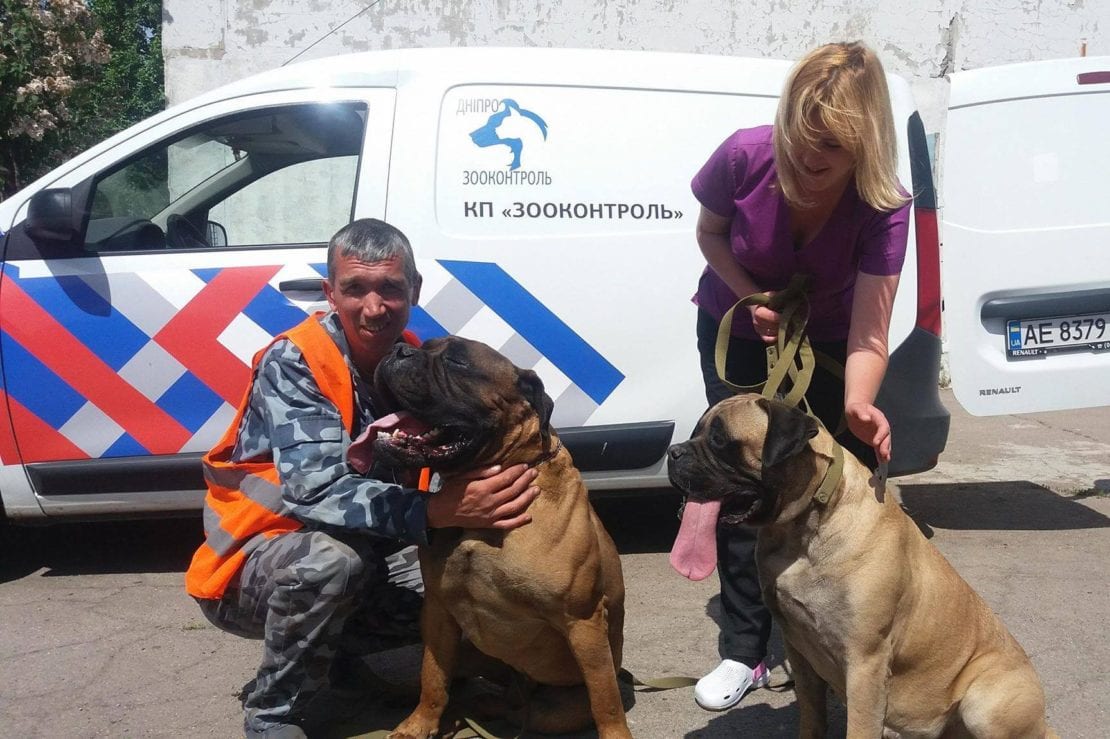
[
  {"left": 714, "top": 273, "right": 845, "bottom": 503},
  {"left": 603, "top": 279, "right": 827, "bottom": 701},
  {"left": 617, "top": 666, "right": 795, "bottom": 692}
]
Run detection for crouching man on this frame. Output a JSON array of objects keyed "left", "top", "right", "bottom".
[{"left": 185, "top": 219, "right": 538, "bottom": 738}]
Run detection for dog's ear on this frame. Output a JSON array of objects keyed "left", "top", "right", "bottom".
[
  {"left": 517, "top": 369, "right": 554, "bottom": 444},
  {"left": 761, "top": 401, "right": 818, "bottom": 470}
]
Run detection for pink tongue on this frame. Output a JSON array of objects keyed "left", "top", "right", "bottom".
[
  {"left": 347, "top": 412, "right": 429, "bottom": 474},
  {"left": 669, "top": 499, "right": 722, "bottom": 581}
]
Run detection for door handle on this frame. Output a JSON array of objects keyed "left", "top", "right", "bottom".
[
  {"left": 278, "top": 278, "right": 324, "bottom": 293},
  {"left": 981, "top": 288, "right": 1110, "bottom": 321}
]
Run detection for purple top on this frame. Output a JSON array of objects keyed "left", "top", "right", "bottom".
[{"left": 691, "top": 125, "right": 910, "bottom": 341}]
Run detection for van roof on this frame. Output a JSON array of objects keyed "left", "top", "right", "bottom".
[
  {"left": 949, "top": 54, "right": 1110, "bottom": 108},
  {"left": 199, "top": 46, "right": 794, "bottom": 104}
]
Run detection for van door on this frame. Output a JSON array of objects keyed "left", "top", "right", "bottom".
[
  {"left": 0, "top": 90, "right": 394, "bottom": 516},
  {"left": 942, "top": 57, "right": 1110, "bottom": 416}
]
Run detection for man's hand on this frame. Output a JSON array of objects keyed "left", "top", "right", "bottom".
[
  {"left": 844, "top": 401, "right": 892, "bottom": 463},
  {"left": 426, "top": 464, "right": 539, "bottom": 530}
]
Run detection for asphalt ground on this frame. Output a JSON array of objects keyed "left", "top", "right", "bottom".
[{"left": 1, "top": 388, "right": 1108, "bottom": 737}]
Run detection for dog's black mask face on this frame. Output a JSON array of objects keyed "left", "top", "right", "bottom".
[
  {"left": 667, "top": 396, "right": 818, "bottom": 526},
  {"left": 370, "top": 336, "right": 553, "bottom": 473}
]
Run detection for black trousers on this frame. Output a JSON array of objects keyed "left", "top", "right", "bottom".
[{"left": 694, "top": 309, "right": 876, "bottom": 667}]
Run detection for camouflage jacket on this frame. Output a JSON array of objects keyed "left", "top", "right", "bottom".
[{"left": 231, "top": 311, "right": 429, "bottom": 545}]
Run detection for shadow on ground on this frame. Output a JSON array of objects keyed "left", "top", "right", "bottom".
[
  {"left": 590, "top": 488, "right": 683, "bottom": 554},
  {"left": 898, "top": 481, "right": 1110, "bottom": 536},
  {"left": 0, "top": 487, "right": 682, "bottom": 587},
  {"left": 5, "top": 480, "right": 1101, "bottom": 584},
  {"left": 685, "top": 695, "right": 845, "bottom": 738},
  {"left": 310, "top": 644, "right": 643, "bottom": 739},
  {"left": 314, "top": 647, "right": 830, "bottom": 739},
  {"left": 0, "top": 516, "right": 201, "bottom": 584}
]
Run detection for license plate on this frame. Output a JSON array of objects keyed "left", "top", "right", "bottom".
[{"left": 1006, "top": 311, "right": 1110, "bottom": 357}]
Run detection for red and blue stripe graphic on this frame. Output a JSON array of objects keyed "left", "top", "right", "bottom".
[
  {"left": 0, "top": 259, "right": 624, "bottom": 466},
  {"left": 0, "top": 263, "right": 297, "bottom": 464}
]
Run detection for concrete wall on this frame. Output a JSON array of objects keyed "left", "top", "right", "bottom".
[{"left": 162, "top": 0, "right": 1107, "bottom": 140}]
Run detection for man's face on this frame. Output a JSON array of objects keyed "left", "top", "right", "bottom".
[{"left": 323, "top": 253, "right": 420, "bottom": 374}]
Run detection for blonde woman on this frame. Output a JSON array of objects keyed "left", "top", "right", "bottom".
[{"left": 688, "top": 41, "right": 910, "bottom": 711}]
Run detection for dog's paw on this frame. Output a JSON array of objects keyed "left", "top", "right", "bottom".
[{"left": 387, "top": 718, "right": 438, "bottom": 739}]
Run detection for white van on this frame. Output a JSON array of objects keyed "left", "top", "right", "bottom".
[
  {"left": 942, "top": 56, "right": 1110, "bottom": 416},
  {"left": 0, "top": 47, "right": 944, "bottom": 521}
]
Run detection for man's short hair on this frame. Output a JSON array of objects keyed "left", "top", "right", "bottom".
[{"left": 326, "top": 218, "right": 419, "bottom": 288}]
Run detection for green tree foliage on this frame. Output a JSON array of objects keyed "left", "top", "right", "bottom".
[
  {"left": 0, "top": 0, "right": 109, "bottom": 196},
  {"left": 0, "top": 0, "right": 164, "bottom": 199},
  {"left": 86, "top": 0, "right": 164, "bottom": 140}
]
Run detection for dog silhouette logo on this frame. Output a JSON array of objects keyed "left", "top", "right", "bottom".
[{"left": 469, "top": 99, "right": 548, "bottom": 170}]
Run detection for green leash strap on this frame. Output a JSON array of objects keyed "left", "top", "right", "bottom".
[
  {"left": 714, "top": 274, "right": 815, "bottom": 404},
  {"left": 618, "top": 667, "right": 699, "bottom": 691},
  {"left": 812, "top": 443, "right": 845, "bottom": 506},
  {"left": 715, "top": 274, "right": 851, "bottom": 437},
  {"left": 618, "top": 667, "right": 796, "bottom": 692},
  {"left": 766, "top": 295, "right": 813, "bottom": 408},
  {"left": 714, "top": 273, "right": 849, "bottom": 500}
]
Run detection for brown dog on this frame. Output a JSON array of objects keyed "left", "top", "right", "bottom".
[
  {"left": 668, "top": 394, "right": 1055, "bottom": 739},
  {"left": 350, "top": 336, "right": 630, "bottom": 739}
]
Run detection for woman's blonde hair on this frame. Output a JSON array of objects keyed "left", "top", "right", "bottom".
[{"left": 773, "top": 41, "right": 909, "bottom": 212}]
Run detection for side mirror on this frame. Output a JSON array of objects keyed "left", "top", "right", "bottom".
[
  {"left": 26, "top": 188, "right": 80, "bottom": 242},
  {"left": 206, "top": 221, "right": 228, "bottom": 247}
]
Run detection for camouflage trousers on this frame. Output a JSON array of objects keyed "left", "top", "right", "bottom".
[{"left": 196, "top": 529, "right": 423, "bottom": 733}]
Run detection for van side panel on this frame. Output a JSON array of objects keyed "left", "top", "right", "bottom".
[
  {"left": 0, "top": 49, "right": 944, "bottom": 516},
  {"left": 418, "top": 83, "right": 780, "bottom": 487}
]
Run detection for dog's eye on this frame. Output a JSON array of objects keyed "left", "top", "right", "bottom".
[
  {"left": 443, "top": 355, "right": 469, "bottom": 368},
  {"left": 708, "top": 418, "right": 731, "bottom": 451}
]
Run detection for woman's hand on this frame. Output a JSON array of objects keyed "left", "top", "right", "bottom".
[
  {"left": 844, "top": 401, "right": 892, "bottom": 463},
  {"left": 749, "top": 294, "right": 781, "bottom": 344},
  {"left": 844, "top": 271, "right": 900, "bottom": 464},
  {"left": 427, "top": 464, "right": 539, "bottom": 530}
]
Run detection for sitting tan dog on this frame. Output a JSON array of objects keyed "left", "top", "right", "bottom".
[
  {"left": 668, "top": 394, "right": 1056, "bottom": 739},
  {"left": 349, "top": 336, "right": 630, "bottom": 739}
]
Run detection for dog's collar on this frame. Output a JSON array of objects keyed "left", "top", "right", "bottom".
[
  {"left": 813, "top": 443, "right": 844, "bottom": 506},
  {"left": 527, "top": 437, "right": 563, "bottom": 468}
]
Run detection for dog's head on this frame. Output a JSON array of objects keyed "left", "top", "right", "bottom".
[
  {"left": 348, "top": 336, "right": 553, "bottom": 474},
  {"left": 667, "top": 394, "right": 828, "bottom": 527},
  {"left": 668, "top": 394, "right": 836, "bottom": 580}
]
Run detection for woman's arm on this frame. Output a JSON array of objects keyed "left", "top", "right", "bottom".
[
  {"left": 696, "top": 207, "right": 760, "bottom": 298},
  {"left": 844, "top": 271, "right": 900, "bottom": 462},
  {"left": 696, "top": 206, "right": 780, "bottom": 341}
]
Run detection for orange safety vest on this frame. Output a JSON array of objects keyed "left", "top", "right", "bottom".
[{"left": 185, "top": 313, "right": 421, "bottom": 599}]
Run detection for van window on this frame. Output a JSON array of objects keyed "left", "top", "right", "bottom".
[
  {"left": 83, "top": 102, "right": 367, "bottom": 252},
  {"left": 208, "top": 155, "right": 358, "bottom": 246}
]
